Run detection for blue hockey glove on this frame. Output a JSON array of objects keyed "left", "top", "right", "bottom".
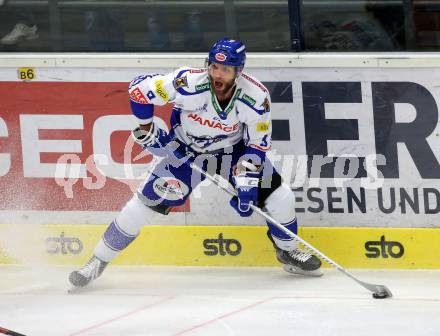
[
  {"left": 230, "top": 171, "right": 260, "bottom": 217},
  {"left": 131, "top": 123, "right": 171, "bottom": 156}
]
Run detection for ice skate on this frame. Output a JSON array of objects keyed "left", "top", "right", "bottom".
[
  {"left": 68, "top": 256, "right": 108, "bottom": 289},
  {"left": 267, "top": 231, "right": 323, "bottom": 277}
]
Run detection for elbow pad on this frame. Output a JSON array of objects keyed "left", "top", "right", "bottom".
[{"left": 130, "top": 100, "right": 154, "bottom": 125}]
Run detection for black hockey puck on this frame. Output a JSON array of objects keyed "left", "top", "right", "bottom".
[{"left": 372, "top": 292, "right": 389, "bottom": 299}]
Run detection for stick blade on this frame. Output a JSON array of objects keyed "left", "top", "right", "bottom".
[
  {"left": 371, "top": 285, "right": 393, "bottom": 299},
  {"left": 359, "top": 280, "right": 393, "bottom": 299}
]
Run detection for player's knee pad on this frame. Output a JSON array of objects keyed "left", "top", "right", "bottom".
[
  {"left": 264, "top": 183, "right": 296, "bottom": 224},
  {"left": 115, "top": 195, "right": 158, "bottom": 236},
  {"left": 264, "top": 184, "right": 298, "bottom": 249}
]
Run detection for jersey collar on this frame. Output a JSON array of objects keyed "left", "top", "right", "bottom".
[{"left": 210, "top": 85, "right": 242, "bottom": 120}]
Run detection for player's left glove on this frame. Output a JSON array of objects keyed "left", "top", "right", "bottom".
[
  {"left": 230, "top": 169, "right": 260, "bottom": 217},
  {"left": 132, "top": 123, "right": 171, "bottom": 156}
]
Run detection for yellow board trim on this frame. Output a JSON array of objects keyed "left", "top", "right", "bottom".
[{"left": 0, "top": 225, "right": 438, "bottom": 269}]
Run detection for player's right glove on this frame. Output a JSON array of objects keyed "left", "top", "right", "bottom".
[{"left": 132, "top": 123, "right": 171, "bottom": 156}]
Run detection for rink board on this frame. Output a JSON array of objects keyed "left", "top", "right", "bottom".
[
  {"left": 3, "top": 66, "right": 440, "bottom": 228},
  {"left": 0, "top": 224, "right": 438, "bottom": 269}
]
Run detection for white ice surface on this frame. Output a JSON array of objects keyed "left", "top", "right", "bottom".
[{"left": 0, "top": 266, "right": 439, "bottom": 336}]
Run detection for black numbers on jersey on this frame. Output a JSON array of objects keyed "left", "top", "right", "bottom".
[
  {"left": 147, "top": 90, "right": 156, "bottom": 100},
  {"left": 260, "top": 134, "right": 269, "bottom": 147}
]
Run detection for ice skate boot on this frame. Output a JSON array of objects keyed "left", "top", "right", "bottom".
[
  {"left": 267, "top": 230, "right": 323, "bottom": 277},
  {"left": 69, "top": 256, "right": 108, "bottom": 288}
]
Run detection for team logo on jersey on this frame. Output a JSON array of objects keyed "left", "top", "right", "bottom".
[
  {"left": 173, "top": 76, "right": 188, "bottom": 89},
  {"left": 154, "top": 80, "right": 169, "bottom": 102},
  {"left": 215, "top": 53, "right": 227, "bottom": 62},
  {"left": 129, "top": 87, "right": 149, "bottom": 104},
  {"left": 256, "top": 121, "right": 270, "bottom": 132},
  {"left": 262, "top": 98, "right": 270, "bottom": 112},
  {"left": 153, "top": 177, "right": 189, "bottom": 201}
]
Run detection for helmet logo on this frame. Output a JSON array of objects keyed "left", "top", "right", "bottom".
[{"left": 215, "top": 53, "right": 227, "bottom": 62}]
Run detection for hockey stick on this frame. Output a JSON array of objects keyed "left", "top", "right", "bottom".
[
  {"left": 168, "top": 146, "right": 392, "bottom": 299},
  {"left": 0, "top": 327, "right": 27, "bottom": 336}
]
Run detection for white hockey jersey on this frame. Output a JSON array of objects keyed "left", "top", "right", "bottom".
[{"left": 128, "top": 67, "right": 272, "bottom": 155}]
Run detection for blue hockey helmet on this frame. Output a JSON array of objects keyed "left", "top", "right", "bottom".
[{"left": 208, "top": 38, "right": 246, "bottom": 68}]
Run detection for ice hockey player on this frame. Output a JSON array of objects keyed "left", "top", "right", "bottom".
[{"left": 69, "top": 38, "right": 322, "bottom": 288}]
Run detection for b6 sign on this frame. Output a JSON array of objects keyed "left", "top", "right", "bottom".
[{"left": 0, "top": 82, "right": 181, "bottom": 211}]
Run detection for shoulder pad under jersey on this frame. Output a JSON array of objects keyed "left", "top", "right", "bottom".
[
  {"left": 237, "top": 72, "right": 271, "bottom": 116},
  {"left": 172, "top": 67, "right": 211, "bottom": 96}
]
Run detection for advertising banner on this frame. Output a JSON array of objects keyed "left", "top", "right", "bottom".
[
  {"left": 1, "top": 224, "right": 438, "bottom": 269},
  {"left": 0, "top": 81, "right": 186, "bottom": 211},
  {"left": 1, "top": 67, "right": 440, "bottom": 228}
]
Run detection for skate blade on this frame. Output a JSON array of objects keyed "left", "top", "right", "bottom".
[
  {"left": 67, "top": 285, "right": 88, "bottom": 294},
  {"left": 282, "top": 264, "right": 324, "bottom": 277},
  {"left": 67, "top": 286, "right": 80, "bottom": 294}
]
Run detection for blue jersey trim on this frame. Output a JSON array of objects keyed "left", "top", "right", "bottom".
[
  {"left": 176, "top": 86, "right": 210, "bottom": 96},
  {"left": 237, "top": 98, "right": 266, "bottom": 115},
  {"left": 177, "top": 87, "right": 207, "bottom": 96},
  {"left": 176, "top": 69, "right": 189, "bottom": 78}
]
